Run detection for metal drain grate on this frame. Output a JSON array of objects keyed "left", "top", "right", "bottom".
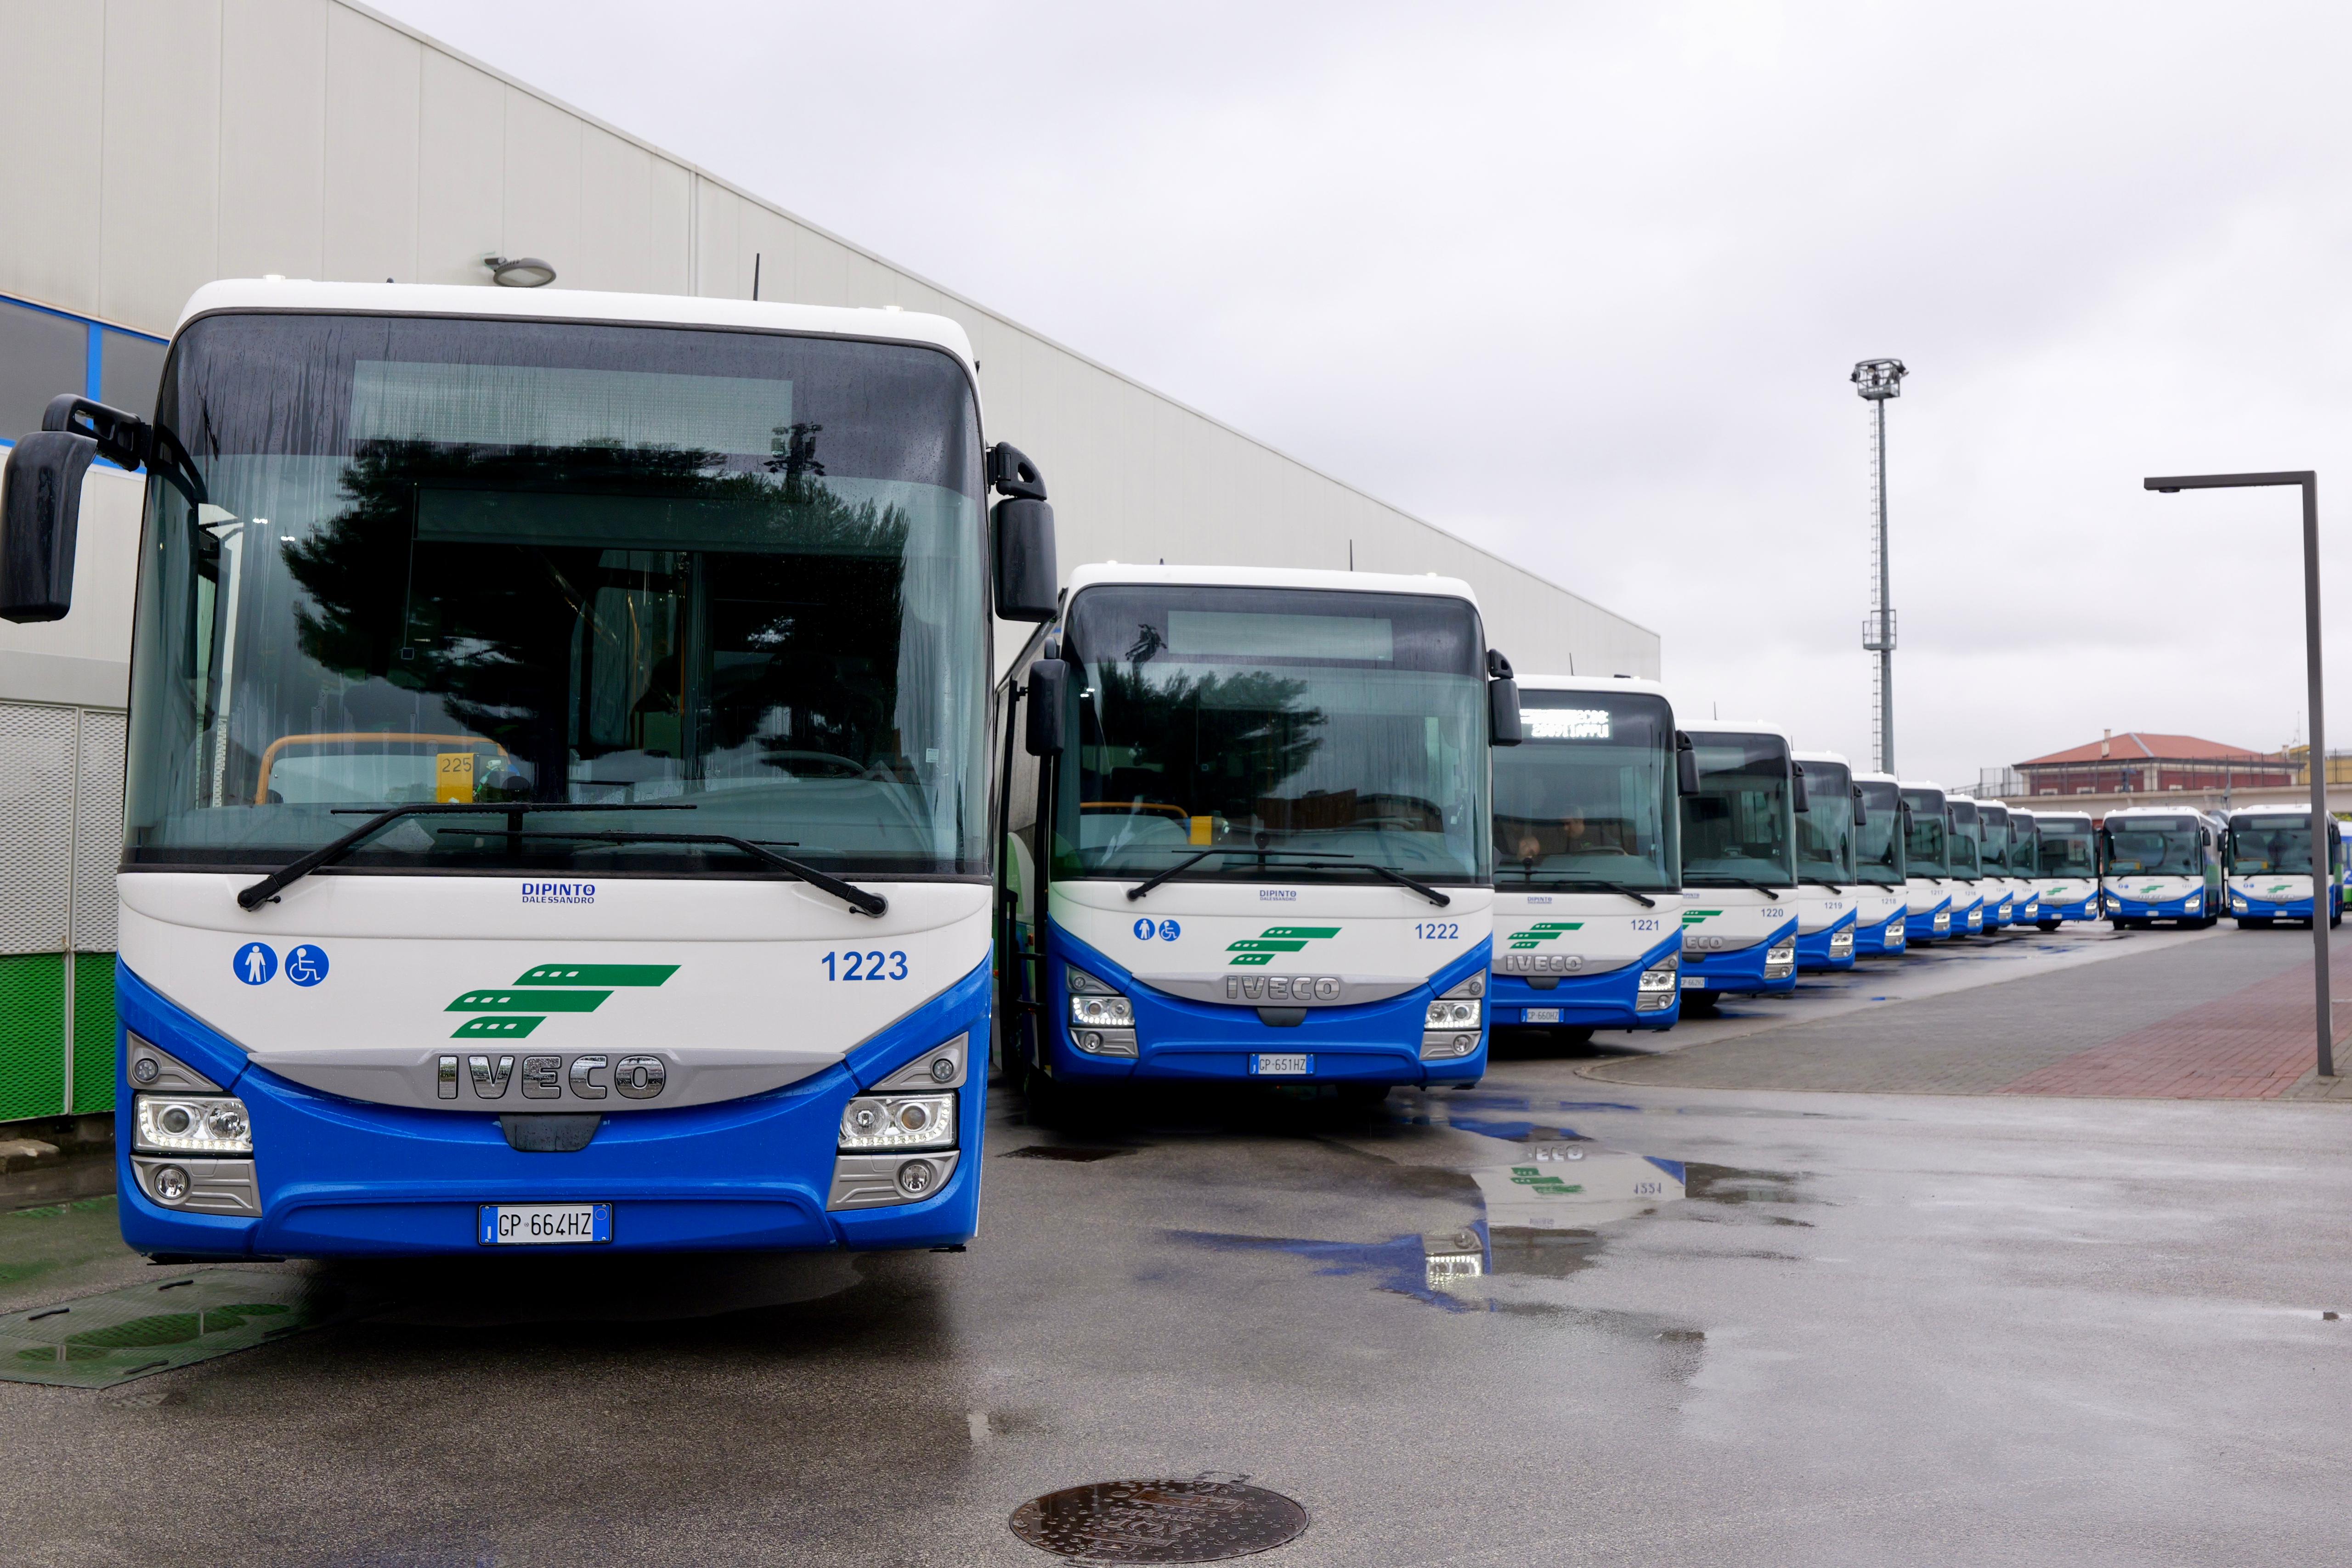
[{"left": 1009, "top": 1477, "right": 1308, "bottom": 1562}]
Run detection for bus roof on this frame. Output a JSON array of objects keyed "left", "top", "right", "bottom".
[
  {"left": 174, "top": 278, "right": 977, "bottom": 374},
  {"left": 1514, "top": 673, "right": 1668, "bottom": 699},
  {"left": 1852, "top": 768, "right": 1898, "bottom": 786},
  {"left": 1793, "top": 749, "right": 1852, "bottom": 767},
  {"left": 1898, "top": 779, "right": 1949, "bottom": 795},
  {"left": 1065, "top": 562, "right": 1481, "bottom": 609},
  {"left": 1680, "top": 717, "right": 1791, "bottom": 745}
]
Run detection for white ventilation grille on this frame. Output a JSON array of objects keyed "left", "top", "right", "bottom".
[
  {"left": 74, "top": 709, "right": 127, "bottom": 951},
  {"left": 0, "top": 703, "right": 77, "bottom": 955}
]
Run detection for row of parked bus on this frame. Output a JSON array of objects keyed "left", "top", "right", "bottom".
[{"left": 5, "top": 280, "right": 2335, "bottom": 1264}]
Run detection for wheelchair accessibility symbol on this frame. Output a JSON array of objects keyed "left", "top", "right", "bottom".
[
  {"left": 232, "top": 943, "right": 277, "bottom": 985},
  {"left": 285, "top": 944, "right": 330, "bottom": 987}
]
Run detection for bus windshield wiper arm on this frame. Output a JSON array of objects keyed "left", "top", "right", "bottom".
[
  {"left": 1551, "top": 874, "right": 1657, "bottom": 908},
  {"left": 1125, "top": 848, "right": 1221, "bottom": 900},
  {"left": 519, "top": 830, "right": 887, "bottom": 917},
  {"left": 1686, "top": 874, "right": 1789, "bottom": 898},
  {"left": 1799, "top": 875, "right": 1847, "bottom": 892},
  {"left": 237, "top": 801, "right": 692, "bottom": 911}
]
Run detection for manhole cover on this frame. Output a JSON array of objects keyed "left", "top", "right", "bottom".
[{"left": 1009, "top": 1477, "right": 1307, "bottom": 1562}]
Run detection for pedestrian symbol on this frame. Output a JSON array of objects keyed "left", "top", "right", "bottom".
[
  {"left": 233, "top": 942, "right": 278, "bottom": 986},
  {"left": 285, "top": 944, "right": 329, "bottom": 987}
]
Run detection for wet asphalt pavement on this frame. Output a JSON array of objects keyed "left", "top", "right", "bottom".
[{"left": 3, "top": 928, "right": 2350, "bottom": 1567}]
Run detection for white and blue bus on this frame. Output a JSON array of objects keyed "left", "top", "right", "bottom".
[
  {"left": 1943, "top": 795, "right": 1990, "bottom": 934},
  {"left": 1792, "top": 750, "right": 1861, "bottom": 971},
  {"left": 2027, "top": 810, "right": 2100, "bottom": 928},
  {"left": 998, "top": 565, "right": 1517, "bottom": 1107},
  {"left": 1973, "top": 801, "right": 2018, "bottom": 930},
  {"left": 0, "top": 280, "right": 1058, "bottom": 1259},
  {"left": 2223, "top": 809, "right": 2344, "bottom": 928},
  {"left": 2101, "top": 806, "right": 2218, "bottom": 928},
  {"left": 2002, "top": 806, "right": 2041, "bottom": 927},
  {"left": 1674, "top": 720, "right": 1798, "bottom": 1012},
  {"left": 1487, "top": 676, "right": 1685, "bottom": 1038},
  {"left": 1897, "top": 781, "right": 1959, "bottom": 942},
  {"left": 1849, "top": 770, "right": 1909, "bottom": 957}
]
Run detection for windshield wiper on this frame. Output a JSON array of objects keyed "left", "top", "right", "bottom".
[
  {"left": 519, "top": 830, "right": 887, "bottom": 917},
  {"left": 1507, "top": 864, "right": 1657, "bottom": 908},
  {"left": 1799, "top": 875, "right": 1848, "bottom": 892},
  {"left": 1126, "top": 848, "right": 1450, "bottom": 907},
  {"left": 237, "top": 801, "right": 693, "bottom": 911},
  {"left": 1685, "top": 874, "right": 1789, "bottom": 898}
]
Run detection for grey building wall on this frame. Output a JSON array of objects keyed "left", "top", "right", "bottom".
[{"left": 0, "top": 0, "right": 1659, "bottom": 683}]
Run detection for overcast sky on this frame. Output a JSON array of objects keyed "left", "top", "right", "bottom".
[{"left": 381, "top": 0, "right": 2352, "bottom": 789}]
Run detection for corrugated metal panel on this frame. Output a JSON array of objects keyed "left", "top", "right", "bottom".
[
  {"left": 74, "top": 710, "right": 126, "bottom": 953},
  {"left": 0, "top": 703, "right": 74, "bottom": 955}
]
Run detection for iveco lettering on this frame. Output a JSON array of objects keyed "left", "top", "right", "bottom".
[
  {"left": 0, "top": 279, "right": 1062, "bottom": 1258},
  {"left": 995, "top": 565, "right": 1519, "bottom": 1108},
  {"left": 1488, "top": 676, "right": 1685, "bottom": 1034}
]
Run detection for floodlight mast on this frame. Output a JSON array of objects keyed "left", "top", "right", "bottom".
[{"left": 1854, "top": 357, "right": 1907, "bottom": 773}]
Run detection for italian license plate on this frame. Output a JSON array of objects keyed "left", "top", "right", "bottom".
[
  {"left": 1523, "top": 1008, "right": 1562, "bottom": 1023},
  {"left": 478, "top": 1203, "right": 611, "bottom": 1246},
  {"left": 1681, "top": 976, "right": 1707, "bottom": 990},
  {"left": 1251, "top": 1053, "right": 1313, "bottom": 1077}
]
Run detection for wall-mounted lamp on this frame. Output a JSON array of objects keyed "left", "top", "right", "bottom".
[{"left": 484, "top": 255, "right": 557, "bottom": 288}]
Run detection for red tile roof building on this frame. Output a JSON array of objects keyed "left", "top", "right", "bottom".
[{"left": 2015, "top": 732, "right": 2292, "bottom": 797}]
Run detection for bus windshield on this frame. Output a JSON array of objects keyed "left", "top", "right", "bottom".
[
  {"left": 1681, "top": 733, "right": 1795, "bottom": 887},
  {"left": 1948, "top": 800, "right": 1982, "bottom": 876},
  {"left": 1795, "top": 759, "right": 1854, "bottom": 883},
  {"left": 1053, "top": 584, "right": 1491, "bottom": 885},
  {"left": 1492, "top": 690, "right": 1677, "bottom": 890},
  {"left": 2036, "top": 818, "right": 2095, "bottom": 876},
  {"left": 124, "top": 311, "right": 989, "bottom": 877},
  {"left": 2104, "top": 815, "right": 2200, "bottom": 874},
  {"left": 1900, "top": 788, "right": 1948, "bottom": 875},
  {"left": 1854, "top": 779, "right": 1905, "bottom": 883},
  {"left": 1977, "top": 805, "right": 2010, "bottom": 874},
  {"left": 2006, "top": 817, "right": 2037, "bottom": 874},
  {"left": 2228, "top": 816, "right": 2319, "bottom": 875}
]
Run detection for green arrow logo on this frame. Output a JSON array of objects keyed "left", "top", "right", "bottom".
[
  {"left": 1505, "top": 920, "right": 1584, "bottom": 950},
  {"left": 1227, "top": 926, "right": 1342, "bottom": 967},
  {"left": 1680, "top": 909, "right": 1724, "bottom": 926},
  {"left": 444, "top": 964, "right": 678, "bottom": 1037}
]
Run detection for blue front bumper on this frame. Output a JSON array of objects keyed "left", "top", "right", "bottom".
[
  {"left": 112, "top": 958, "right": 990, "bottom": 1260},
  {"left": 2108, "top": 891, "right": 2205, "bottom": 920},
  {"left": 1853, "top": 911, "right": 1908, "bottom": 956},
  {"left": 1681, "top": 921, "right": 1798, "bottom": 996},
  {"left": 1904, "top": 900, "right": 1953, "bottom": 943},
  {"left": 2038, "top": 894, "right": 2099, "bottom": 923},
  {"left": 1491, "top": 930, "right": 1682, "bottom": 1031},
  {"left": 1040, "top": 922, "right": 1488, "bottom": 1085},
  {"left": 2230, "top": 887, "right": 2339, "bottom": 920},
  {"left": 1795, "top": 911, "right": 1859, "bottom": 973}
]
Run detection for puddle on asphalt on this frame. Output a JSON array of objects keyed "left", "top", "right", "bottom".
[{"left": 1169, "top": 1091, "right": 1806, "bottom": 1331}]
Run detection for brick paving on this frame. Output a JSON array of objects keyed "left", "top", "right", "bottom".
[{"left": 1585, "top": 927, "right": 2352, "bottom": 1101}]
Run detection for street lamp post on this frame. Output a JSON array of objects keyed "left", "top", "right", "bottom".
[
  {"left": 1854, "top": 358, "right": 1908, "bottom": 773},
  {"left": 2145, "top": 470, "right": 2333, "bottom": 1079}
]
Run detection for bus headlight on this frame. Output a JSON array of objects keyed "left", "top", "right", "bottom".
[
  {"left": 2233, "top": 895, "right": 2249, "bottom": 913},
  {"left": 2184, "top": 893, "right": 2201, "bottom": 913},
  {"left": 1763, "top": 940, "right": 1796, "bottom": 980},
  {"left": 1425, "top": 998, "right": 1481, "bottom": 1029},
  {"left": 1828, "top": 927, "right": 1854, "bottom": 959},
  {"left": 1068, "top": 968, "right": 1134, "bottom": 1028},
  {"left": 1933, "top": 910, "right": 1951, "bottom": 933},
  {"left": 838, "top": 1094, "right": 956, "bottom": 1151},
  {"left": 1635, "top": 954, "right": 1678, "bottom": 1010},
  {"left": 134, "top": 1094, "right": 254, "bottom": 1156}
]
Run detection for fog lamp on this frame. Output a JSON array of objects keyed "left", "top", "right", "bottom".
[{"left": 151, "top": 1165, "right": 190, "bottom": 1202}]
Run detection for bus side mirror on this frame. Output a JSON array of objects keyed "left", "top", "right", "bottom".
[
  {"left": 1024, "top": 660, "right": 1067, "bottom": 756},
  {"left": 1483, "top": 648, "right": 1521, "bottom": 746},
  {"left": 1487, "top": 678, "right": 1522, "bottom": 746},
  {"left": 991, "top": 498, "right": 1057, "bottom": 622},
  {"left": 0, "top": 429, "right": 99, "bottom": 623},
  {"left": 1676, "top": 734, "right": 1700, "bottom": 795},
  {"left": 1852, "top": 787, "right": 1867, "bottom": 828}
]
